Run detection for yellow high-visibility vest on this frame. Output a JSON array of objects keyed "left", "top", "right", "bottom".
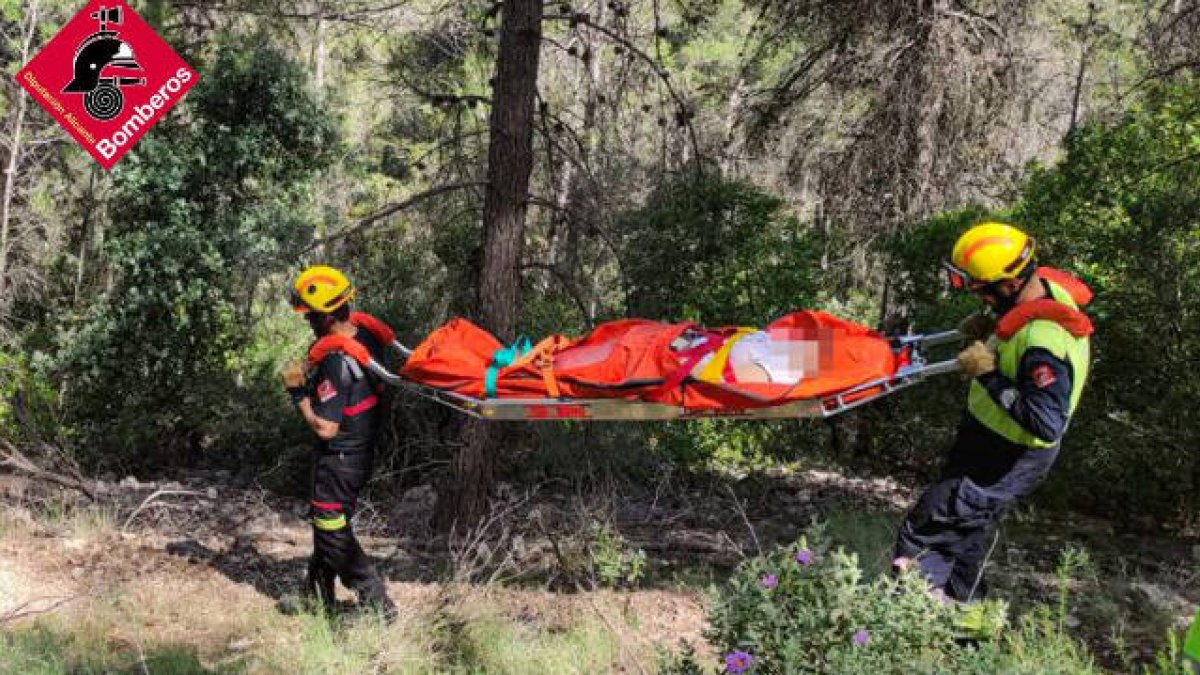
[{"left": 966, "top": 280, "right": 1090, "bottom": 448}]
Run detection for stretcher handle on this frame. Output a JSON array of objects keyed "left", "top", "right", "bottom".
[
  {"left": 916, "top": 358, "right": 962, "bottom": 377},
  {"left": 345, "top": 341, "right": 410, "bottom": 386},
  {"left": 366, "top": 358, "right": 404, "bottom": 386},
  {"left": 893, "top": 330, "right": 962, "bottom": 349},
  {"left": 391, "top": 340, "right": 413, "bottom": 358}
]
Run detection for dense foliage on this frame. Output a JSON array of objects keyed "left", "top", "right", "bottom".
[{"left": 38, "top": 38, "right": 336, "bottom": 467}]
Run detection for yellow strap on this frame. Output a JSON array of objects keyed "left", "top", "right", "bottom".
[
  {"left": 313, "top": 513, "right": 347, "bottom": 531},
  {"left": 695, "top": 328, "right": 756, "bottom": 384}
]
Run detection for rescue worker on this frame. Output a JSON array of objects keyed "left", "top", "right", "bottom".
[
  {"left": 280, "top": 265, "right": 397, "bottom": 620},
  {"left": 893, "top": 222, "right": 1093, "bottom": 606}
]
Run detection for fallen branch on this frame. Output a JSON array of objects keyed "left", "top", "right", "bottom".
[
  {"left": 0, "top": 594, "right": 86, "bottom": 625},
  {"left": 0, "top": 438, "right": 95, "bottom": 500},
  {"left": 121, "top": 489, "right": 207, "bottom": 533}
]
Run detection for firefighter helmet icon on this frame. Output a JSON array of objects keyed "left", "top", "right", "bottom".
[{"left": 61, "top": 6, "right": 145, "bottom": 121}]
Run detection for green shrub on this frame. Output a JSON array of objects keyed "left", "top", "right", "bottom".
[
  {"left": 619, "top": 174, "right": 822, "bottom": 327},
  {"left": 589, "top": 521, "right": 647, "bottom": 589},
  {"left": 0, "top": 348, "right": 64, "bottom": 444}
]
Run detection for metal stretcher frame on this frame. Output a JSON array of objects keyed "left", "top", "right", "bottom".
[{"left": 365, "top": 330, "right": 964, "bottom": 422}]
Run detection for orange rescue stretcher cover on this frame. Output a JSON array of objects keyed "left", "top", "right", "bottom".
[{"left": 399, "top": 311, "right": 900, "bottom": 410}]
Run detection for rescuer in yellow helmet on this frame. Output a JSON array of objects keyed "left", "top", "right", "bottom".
[
  {"left": 280, "top": 265, "right": 396, "bottom": 621},
  {"left": 894, "top": 222, "right": 1094, "bottom": 617}
]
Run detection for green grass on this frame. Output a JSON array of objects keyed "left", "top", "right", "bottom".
[
  {"left": 29, "top": 497, "right": 119, "bottom": 539},
  {"left": 0, "top": 589, "right": 440, "bottom": 675},
  {"left": 448, "top": 609, "right": 619, "bottom": 674},
  {"left": 0, "top": 620, "right": 217, "bottom": 675},
  {"left": 248, "top": 607, "right": 439, "bottom": 674}
]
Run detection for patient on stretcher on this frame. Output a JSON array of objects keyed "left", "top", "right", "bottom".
[{"left": 673, "top": 329, "right": 823, "bottom": 384}]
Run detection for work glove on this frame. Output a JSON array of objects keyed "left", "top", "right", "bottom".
[
  {"left": 958, "top": 312, "right": 996, "bottom": 342},
  {"left": 957, "top": 341, "right": 996, "bottom": 378},
  {"left": 282, "top": 360, "right": 309, "bottom": 406}
]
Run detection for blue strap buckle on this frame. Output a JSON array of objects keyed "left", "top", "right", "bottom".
[{"left": 485, "top": 336, "right": 532, "bottom": 398}]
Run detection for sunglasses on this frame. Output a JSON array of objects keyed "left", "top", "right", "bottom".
[
  {"left": 942, "top": 261, "right": 1008, "bottom": 295},
  {"left": 943, "top": 260, "right": 976, "bottom": 291}
]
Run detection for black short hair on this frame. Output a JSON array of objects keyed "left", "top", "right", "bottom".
[{"left": 331, "top": 304, "right": 351, "bottom": 322}]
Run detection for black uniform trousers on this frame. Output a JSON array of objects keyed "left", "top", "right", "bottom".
[
  {"left": 306, "top": 451, "right": 390, "bottom": 609},
  {"left": 894, "top": 415, "right": 1059, "bottom": 602}
]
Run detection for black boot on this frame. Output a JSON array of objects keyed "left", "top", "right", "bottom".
[
  {"left": 352, "top": 574, "right": 397, "bottom": 623},
  {"left": 279, "top": 558, "right": 337, "bottom": 617}
]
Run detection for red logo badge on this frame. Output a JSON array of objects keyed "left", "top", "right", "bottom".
[
  {"left": 317, "top": 380, "right": 337, "bottom": 403},
  {"left": 15, "top": 1, "right": 199, "bottom": 170},
  {"left": 1031, "top": 364, "right": 1057, "bottom": 389}
]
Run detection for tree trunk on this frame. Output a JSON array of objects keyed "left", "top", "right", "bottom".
[
  {"left": 314, "top": 10, "right": 327, "bottom": 92},
  {"left": 74, "top": 166, "right": 97, "bottom": 305},
  {"left": 1, "top": 0, "right": 37, "bottom": 308},
  {"left": 1068, "top": 3, "right": 1097, "bottom": 135},
  {"left": 434, "top": 0, "right": 543, "bottom": 533}
]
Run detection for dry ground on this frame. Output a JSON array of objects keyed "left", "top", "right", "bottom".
[{"left": 0, "top": 465, "right": 1195, "bottom": 673}]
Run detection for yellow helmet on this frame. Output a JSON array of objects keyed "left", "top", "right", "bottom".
[
  {"left": 944, "top": 222, "right": 1036, "bottom": 290},
  {"left": 291, "top": 265, "right": 355, "bottom": 313}
]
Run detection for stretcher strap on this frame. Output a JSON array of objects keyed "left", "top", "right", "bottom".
[
  {"left": 537, "top": 355, "right": 561, "bottom": 398},
  {"left": 485, "top": 337, "right": 532, "bottom": 398},
  {"left": 649, "top": 331, "right": 727, "bottom": 398}
]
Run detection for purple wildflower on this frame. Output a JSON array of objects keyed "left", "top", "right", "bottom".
[
  {"left": 760, "top": 573, "right": 778, "bottom": 589},
  {"left": 892, "top": 556, "right": 911, "bottom": 571},
  {"left": 794, "top": 549, "right": 814, "bottom": 566},
  {"left": 724, "top": 650, "right": 754, "bottom": 674},
  {"left": 853, "top": 629, "right": 870, "bottom": 646}
]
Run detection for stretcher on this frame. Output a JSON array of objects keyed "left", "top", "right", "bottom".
[{"left": 315, "top": 312, "right": 964, "bottom": 422}]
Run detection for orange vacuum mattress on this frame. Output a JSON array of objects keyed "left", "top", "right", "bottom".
[{"left": 400, "top": 311, "right": 900, "bottom": 410}]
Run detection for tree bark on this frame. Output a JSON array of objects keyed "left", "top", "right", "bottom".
[
  {"left": 1, "top": 0, "right": 37, "bottom": 308},
  {"left": 1068, "top": 3, "right": 1097, "bottom": 135},
  {"left": 74, "top": 166, "right": 97, "bottom": 305},
  {"left": 314, "top": 9, "right": 327, "bottom": 92},
  {"left": 434, "top": 0, "right": 543, "bottom": 533}
]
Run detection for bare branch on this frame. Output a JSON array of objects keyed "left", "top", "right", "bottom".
[
  {"left": 544, "top": 13, "right": 704, "bottom": 171},
  {"left": 0, "top": 594, "right": 88, "bottom": 625},
  {"left": 299, "top": 181, "right": 486, "bottom": 254},
  {"left": 121, "top": 489, "right": 208, "bottom": 533},
  {"left": 724, "top": 483, "right": 761, "bottom": 558}
]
